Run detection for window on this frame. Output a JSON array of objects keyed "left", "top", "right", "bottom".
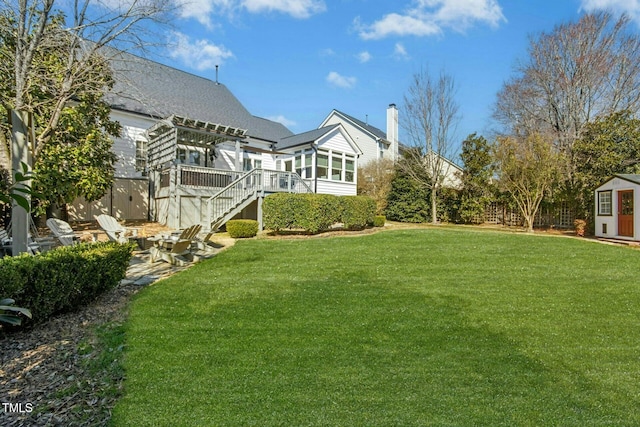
[
  {"left": 177, "top": 148, "right": 187, "bottom": 164},
  {"left": 189, "top": 150, "right": 201, "bottom": 166},
  {"left": 598, "top": 190, "right": 612, "bottom": 216},
  {"left": 135, "top": 140, "right": 147, "bottom": 175},
  {"left": 331, "top": 154, "right": 342, "bottom": 181},
  {"left": 284, "top": 159, "right": 293, "bottom": 172},
  {"left": 345, "top": 157, "right": 355, "bottom": 182},
  {"left": 243, "top": 158, "right": 252, "bottom": 171},
  {"left": 304, "top": 154, "right": 313, "bottom": 179},
  {"left": 295, "top": 155, "right": 302, "bottom": 176},
  {"left": 317, "top": 152, "right": 328, "bottom": 179}
]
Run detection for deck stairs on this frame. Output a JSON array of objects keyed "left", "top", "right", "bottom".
[{"left": 206, "top": 168, "right": 312, "bottom": 231}]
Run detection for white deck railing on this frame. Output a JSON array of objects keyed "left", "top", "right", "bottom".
[{"left": 206, "top": 168, "right": 312, "bottom": 229}]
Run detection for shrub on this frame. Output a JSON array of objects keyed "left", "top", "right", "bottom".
[
  {"left": 263, "top": 193, "right": 341, "bottom": 234},
  {"left": 385, "top": 172, "right": 430, "bottom": 223},
  {"left": 0, "top": 242, "right": 134, "bottom": 325},
  {"left": 226, "top": 219, "right": 259, "bottom": 238},
  {"left": 373, "top": 215, "right": 386, "bottom": 227},
  {"left": 264, "top": 193, "right": 377, "bottom": 234},
  {"left": 574, "top": 219, "right": 587, "bottom": 237},
  {"left": 340, "top": 196, "right": 376, "bottom": 230}
]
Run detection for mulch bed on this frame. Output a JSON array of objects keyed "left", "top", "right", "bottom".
[
  {"left": 1, "top": 279, "right": 140, "bottom": 427},
  {"left": 1, "top": 221, "right": 172, "bottom": 427}
]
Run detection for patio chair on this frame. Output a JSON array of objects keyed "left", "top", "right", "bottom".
[
  {"left": 0, "top": 228, "right": 44, "bottom": 256},
  {"left": 149, "top": 224, "right": 202, "bottom": 266},
  {"left": 46, "top": 218, "right": 81, "bottom": 246},
  {"left": 95, "top": 214, "right": 138, "bottom": 244}
]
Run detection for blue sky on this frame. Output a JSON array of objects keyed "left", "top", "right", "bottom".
[{"left": 155, "top": 0, "right": 640, "bottom": 154}]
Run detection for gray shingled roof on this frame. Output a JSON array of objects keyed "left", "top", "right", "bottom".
[
  {"left": 614, "top": 174, "right": 640, "bottom": 185},
  {"left": 332, "top": 110, "right": 387, "bottom": 142},
  {"left": 278, "top": 125, "right": 340, "bottom": 150},
  {"left": 105, "top": 51, "right": 292, "bottom": 143}
]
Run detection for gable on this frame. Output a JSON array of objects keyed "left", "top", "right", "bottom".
[
  {"left": 320, "top": 110, "right": 387, "bottom": 142},
  {"left": 596, "top": 174, "right": 640, "bottom": 190}
]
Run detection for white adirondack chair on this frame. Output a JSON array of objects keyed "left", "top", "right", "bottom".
[
  {"left": 0, "top": 228, "right": 43, "bottom": 256},
  {"left": 46, "top": 218, "right": 81, "bottom": 246},
  {"left": 95, "top": 214, "right": 137, "bottom": 244}
]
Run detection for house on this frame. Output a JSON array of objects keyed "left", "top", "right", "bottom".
[
  {"left": 319, "top": 105, "right": 463, "bottom": 189},
  {"left": 68, "top": 51, "right": 358, "bottom": 230},
  {"left": 595, "top": 174, "right": 640, "bottom": 242},
  {"left": 319, "top": 105, "right": 399, "bottom": 166}
]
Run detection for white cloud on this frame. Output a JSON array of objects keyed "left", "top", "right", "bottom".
[
  {"left": 242, "top": 0, "right": 326, "bottom": 18},
  {"left": 356, "top": 0, "right": 506, "bottom": 40},
  {"left": 393, "top": 43, "right": 410, "bottom": 59},
  {"left": 267, "top": 115, "right": 297, "bottom": 127},
  {"left": 580, "top": 0, "right": 640, "bottom": 23},
  {"left": 326, "top": 71, "right": 357, "bottom": 89},
  {"left": 176, "top": 0, "right": 232, "bottom": 28},
  {"left": 168, "top": 32, "right": 234, "bottom": 71},
  {"left": 176, "top": 0, "right": 325, "bottom": 22},
  {"left": 356, "top": 13, "right": 441, "bottom": 40},
  {"left": 320, "top": 48, "right": 336, "bottom": 57},
  {"left": 357, "top": 51, "right": 372, "bottom": 63}
]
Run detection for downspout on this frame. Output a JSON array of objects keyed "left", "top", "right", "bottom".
[{"left": 311, "top": 143, "right": 318, "bottom": 193}]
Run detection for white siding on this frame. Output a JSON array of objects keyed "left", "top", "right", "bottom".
[
  {"left": 319, "top": 129, "right": 357, "bottom": 155},
  {"left": 111, "top": 111, "right": 155, "bottom": 178},
  {"left": 316, "top": 180, "right": 356, "bottom": 196}
]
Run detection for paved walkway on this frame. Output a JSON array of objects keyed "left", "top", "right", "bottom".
[{"left": 120, "top": 236, "right": 235, "bottom": 286}]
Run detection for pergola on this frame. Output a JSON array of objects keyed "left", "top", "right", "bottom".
[{"left": 146, "top": 115, "right": 248, "bottom": 169}]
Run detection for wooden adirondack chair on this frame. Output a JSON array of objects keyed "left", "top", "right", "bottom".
[
  {"left": 46, "top": 218, "right": 81, "bottom": 246},
  {"left": 149, "top": 224, "right": 202, "bottom": 266},
  {"left": 95, "top": 214, "right": 138, "bottom": 244}
]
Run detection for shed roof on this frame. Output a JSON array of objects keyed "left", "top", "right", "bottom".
[{"left": 614, "top": 174, "right": 640, "bottom": 185}]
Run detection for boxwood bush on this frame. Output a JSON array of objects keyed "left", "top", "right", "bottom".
[
  {"left": 373, "top": 215, "right": 386, "bottom": 227},
  {"left": 263, "top": 193, "right": 376, "bottom": 234},
  {"left": 226, "top": 219, "right": 259, "bottom": 238},
  {"left": 339, "top": 196, "right": 376, "bottom": 230},
  {"left": 0, "top": 241, "right": 134, "bottom": 325}
]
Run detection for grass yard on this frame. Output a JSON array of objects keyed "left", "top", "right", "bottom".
[{"left": 111, "top": 229, "right": 640, "bottom": 426}]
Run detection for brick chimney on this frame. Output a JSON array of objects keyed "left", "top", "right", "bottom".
[{"left": 386, "top": 103, "right": 398, "bottom": 161}]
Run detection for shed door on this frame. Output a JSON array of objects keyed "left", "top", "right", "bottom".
[{"left": 618, "top": 190, "right": 634, "bottom": 237}]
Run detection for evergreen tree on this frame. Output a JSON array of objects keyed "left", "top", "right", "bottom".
[{"left": 458, "top": 133, "right": 495, "bottom": 224}]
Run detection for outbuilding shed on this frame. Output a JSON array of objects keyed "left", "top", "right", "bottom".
[{"left": 595, "top": 174, "right": 640, "bottom": 242}]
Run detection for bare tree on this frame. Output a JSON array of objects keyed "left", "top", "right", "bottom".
[
  {"left": 493, "top": 133, "right": 559, "bottom": 232},
  {"left": 494, "top": 12, "right": 640, "bottom": 160},
  {"left": 399, "top": 67, "right": 460, "bottom": 224},
  {"left": 1, "top": 0, "right": 173, "bottom": 253}
]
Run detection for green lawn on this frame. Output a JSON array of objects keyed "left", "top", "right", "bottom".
[{"left": 112, "top": 228, "right": 640, "bottom": 426}]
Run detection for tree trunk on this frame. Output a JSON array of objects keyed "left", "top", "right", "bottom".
[{"left": 431, "top": 186, "right": 438, "bottom": 224}]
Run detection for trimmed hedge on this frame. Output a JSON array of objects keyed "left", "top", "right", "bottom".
[
  {"left": 339, "top": 196, "right": 376, "bottom": 230},
  {"left": 373, "top": 215, "right": 386, "bottom": 227},
  {"left": 0, "top": 242, "right": 135, "bottom": 325},
  {"left": 263, "top": 193, "right": 376, "bottom": 234},
  {"left": 226, "top": 219, "right": 259, "bottom": 238}
]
